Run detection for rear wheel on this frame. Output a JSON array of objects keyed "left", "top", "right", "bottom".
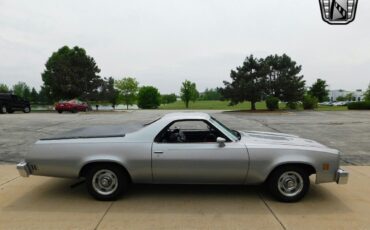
[
  {"left": 23, "top": 106, "right": 31, "bottom": 113},
  {"left": 267, "top": 166, "right": 309, "bottom": 202},
  {"left": 57, "top": 110, "right": 63, "bottom": 114},
  {"left": 86, "top": 164, "right": 129, "bottom": 201}
]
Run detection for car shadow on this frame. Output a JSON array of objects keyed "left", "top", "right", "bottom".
[{"left": 4, "top": 178, "right": 350, "bottom": 215}]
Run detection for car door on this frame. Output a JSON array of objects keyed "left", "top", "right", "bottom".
[{"left": 152, "top": 120, "right": 249, "bottom": 184}]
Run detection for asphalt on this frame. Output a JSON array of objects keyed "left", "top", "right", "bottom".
[
  {"left": 0, "top": 110, "right": 369, "bottom": 165},
  {"left": 0, "top": 165, "right": 369, "bottom": 229}
]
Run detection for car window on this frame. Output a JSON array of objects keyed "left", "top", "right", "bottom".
[
  {"left": 169, "top": 120, "right": 209, "bottom": 131},
  {"left": 156, "top": 119, "right": 229, "bottom": 143}
]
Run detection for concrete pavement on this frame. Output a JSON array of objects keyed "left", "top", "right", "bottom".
[{"left": 1, "top": 165, "right": 369, "bottom": 229}]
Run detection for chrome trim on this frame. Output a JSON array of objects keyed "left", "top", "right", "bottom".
[
  {"left": 336, "top": 169, "right": 349, "bottom": 184},
  {"left": 16, "top": 161, "right": 31, "bottom": 177}
]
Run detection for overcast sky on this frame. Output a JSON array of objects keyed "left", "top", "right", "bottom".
[{"left": 0, "top": 0, "right": 369, "bottom": 93}]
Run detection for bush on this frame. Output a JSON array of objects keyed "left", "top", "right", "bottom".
[
  {"left": 161, "top": 94, "right": 177, "bottom": 104},
  {"left": 302, "top": 95, "right": 318, "bottom": 110},
  {"left": 137, "top": 86, "right": 161, "bottom": 109},
  {"left": 286, "top": 102, "right": 298, "bottom": 110},
  {"left": 347, "top": 101, "right": 370, "bottom": 110},
  {"left": 265, "top": 96, "right": 279, "bottom": 111}
]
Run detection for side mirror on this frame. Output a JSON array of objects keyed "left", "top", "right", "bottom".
[{"left": 216, "top": 137, "right": 226, "bottom": 147}]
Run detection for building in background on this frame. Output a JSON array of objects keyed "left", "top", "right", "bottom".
[{"left": 329, "top": 89, "right": 364, "bottom": 102}]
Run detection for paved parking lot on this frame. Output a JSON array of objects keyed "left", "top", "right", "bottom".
[
  {"left": 0, "top": 110, "right": 369, "bottom": 165},
  {"left": 1, "top": 110, "right": 370, "bottom": 229}
]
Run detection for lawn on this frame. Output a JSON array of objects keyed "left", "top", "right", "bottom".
[
  {"left": 160, "top": 100, "right": 271, "bottom": 110},
  {"left": 159, "top": 100, "right": 349, "bottom": 111}
]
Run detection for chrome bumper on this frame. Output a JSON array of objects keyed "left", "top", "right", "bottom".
[
  {"left": 336, "top": 169, "right": 349, "bottom": 184},
  {"left": 16, "top": 161, "right": 31, "bottom": 177}
]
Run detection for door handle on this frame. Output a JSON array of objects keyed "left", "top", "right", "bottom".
[{"left": 154, "top": 151, "right": 164, "bottom": 154}]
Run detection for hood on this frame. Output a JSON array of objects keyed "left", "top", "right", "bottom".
[
  {"left": 240, "top": 130, "right": 328, "bottom": 149},
  {"left": 40, "top": 123, "right": 142, "bottom": 140}
]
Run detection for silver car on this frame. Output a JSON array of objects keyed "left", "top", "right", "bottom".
[{"left": 17, "top": 112, "right": 348, "bottom": 202}]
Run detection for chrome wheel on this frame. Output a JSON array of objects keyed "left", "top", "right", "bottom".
[
  {"left": 92, "top": 169, "right": 119, "bottom": 196},
  {"left": 277, "top": 171, "right": 304, "bottom": 197},
  {"left": 1, "top": 106, "right": 6, "bottom": 113},
  {"left": 24, "top": 107, "right": 30, "bottom": 113}
]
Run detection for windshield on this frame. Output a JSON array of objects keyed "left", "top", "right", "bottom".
[{"left": 210, "top": 116, "right": 240, "bottom": 140}]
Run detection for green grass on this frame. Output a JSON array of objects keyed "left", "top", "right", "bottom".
[
  {"left": 317, "top": 105, "right": 348, "bottom": 111},
  {"left": 159, "top": 100, "right": 270, "bottom": 110},
  {"left": 159, "top": 100, "right": 349, "bottom": 111}
]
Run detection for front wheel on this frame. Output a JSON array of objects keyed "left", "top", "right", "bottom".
[
  {"left": 86, "top": 164, "right": 129, "bottom": 201},
  {"left": 267, "top": 166, "right": 309, "bottom": 202}
]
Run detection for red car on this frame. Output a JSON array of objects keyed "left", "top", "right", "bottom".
[{"left": 55, "top": 99, "right": 89, "bottom": 113}]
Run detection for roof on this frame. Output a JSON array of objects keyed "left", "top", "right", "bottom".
[{"left": 161, "top": 112, "right": 211, "bottom": 121}]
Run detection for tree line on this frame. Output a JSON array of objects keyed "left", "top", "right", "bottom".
[{"left": 2, "top": 45, "right": 368, "bottom": 110}]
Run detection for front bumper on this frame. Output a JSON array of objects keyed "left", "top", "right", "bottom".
[
  {"left": 16, "top": 161, "right": 31, "bottom": 177},
  {"left": 336, "top": 169, "right": 349, "bottom": 184}
]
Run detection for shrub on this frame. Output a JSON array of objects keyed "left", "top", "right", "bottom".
[
  {"left": 265, "top": 96, "right": 279, "bottom": 111},
  {"left": 137, "top": 86, "right": 161, "bottom": 109},
  {"left": 286, "top": 102, "right": 298, "bottom": 110},
  {"left": 347, "top": 101, "right": 370, "bottom": 110},
  {"left": 302, "top": 95, "right": 318, "bottom": 110},
  {"left": 161, "top": 94, "right": 177, "bottom": 104}
]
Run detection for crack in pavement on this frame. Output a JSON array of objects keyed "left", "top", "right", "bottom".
[
  {"left": 0, "top": 176, "right": 20, "bottom": 187},
  {"left": 251, "top": 119, "right": 282, "bottom": 133},
  {"left": 259, "top": 193, "right": 286, "bottom": 230},
  {"left": 94, "top": 202, "right": 114, "bottom": 230}
]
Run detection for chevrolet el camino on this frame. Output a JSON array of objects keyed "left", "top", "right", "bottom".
[{"left": 17, "top": 112, "right": 348, "bottom": 202}]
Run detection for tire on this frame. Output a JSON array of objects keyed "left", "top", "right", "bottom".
[
  {"left": 267, "top": 166, "right": 310, "bottom": 202},
  {"left": 57, "top": 110, "right": 63, "bottom": 114},
  {"left": 0, "top": 105, "right": 7, "bottom": 114},
  {"left": 23, "top": 106, "right": 31, "bottom": 113},
  {"left": 85, "top": 164, "right": 129, "bottom": 201}
]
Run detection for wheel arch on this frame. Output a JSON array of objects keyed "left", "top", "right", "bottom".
[
  {"left": 265, "top": 162, "right": 316, "bottom": 183},
  {"left": 79, "top": 161, "right": 132, "bottom": 183}
]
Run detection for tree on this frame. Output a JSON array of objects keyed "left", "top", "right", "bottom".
[
  {"left": 100, "top": 77, "right": 119, "bottom": 107},
  {"left": 308, "top": 78, "right": 329, "bottom": 102},
  {"left": 0, "top": 84, "right": 9, "bottom": 93},
  {"left": 264, "top": 54, "right": 305, "bottom": 106},
  {"left": 38, "top": 86, "right": 52, "bottom": 104},
  {"left": 221, "top": 55, "right": 266, "bottom": 110},
  {"left": 115, "top": 77, "right": 139, "bottom": 109},
  {"left": 137, "top": 86, "right": 161, "bottom": 109},
  {"left": 364, "top": 84, "right": 370, "bottom": 101},
  {"left": 199, "top": 88, "right": 222, "bottom": 100},
  {"left": 41, "top": 46, "right": 102, "bottom": 101},
  {"left": 12, "top": 82, "right": 30, "bottom": 98},
  {"left": 180, "top": 80, "right": 199, "bottom": 108},
  {"left": 345, "top": 92, "right": 355, "bottom": 101},
  {"left": 161, "top": 94, "right": 177, "bottom": 104},
  {"left": 30, "top": 88, "right": 39, "bottom": 104}
]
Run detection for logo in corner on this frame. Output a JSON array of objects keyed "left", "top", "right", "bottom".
[{"left": 319, "top": 0, "right": 358, "bottom": 25}]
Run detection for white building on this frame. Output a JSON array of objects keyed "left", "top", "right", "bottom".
[{"left": 329, "top": 89, "right": 364, "bottom": 102}]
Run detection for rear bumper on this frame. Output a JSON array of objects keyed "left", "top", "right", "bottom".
[
  {"left": 17, "top": 161, "right": 31, "bottom": 177},
  {"left": 336, "top": 168, "right": 349, "bottom": 184}
]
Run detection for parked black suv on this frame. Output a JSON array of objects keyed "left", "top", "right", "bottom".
[{"left": 0, "top": 93, "right": 31, "bottom": 114}]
